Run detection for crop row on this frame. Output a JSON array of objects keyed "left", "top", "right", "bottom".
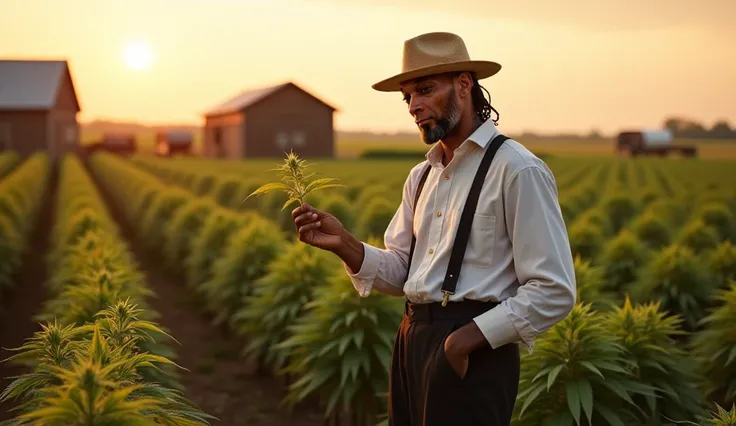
[
  {"left": 0, "top": 154, "right": 213, "bottom": 425},
  {"left": 88, "top": 151, "right": 404, "bottom": 424},
  {"left": 126, "top": 155, "right": 418, "bottom": 241},
  {"left": 0, "top": 153, "right": 50, "bottom": 300},
  {"left": 88, "top": 151, "right": 736, "bottom": 424}
]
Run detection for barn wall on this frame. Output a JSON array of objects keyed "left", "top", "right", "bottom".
[
  {"left": 203, "top": 112, "right": 243, "bottom": 158},
  {"left": 0, "top": 111, "right": 49, "bottom": 157},
  {"left": 243, "top": 85, "right": 334, "bottom": 158},
  {"left": 48, "top": 110, "right": 79, "bottom": 159},
  {"left": 55, "top": 68, "right": 80, "bottom": 112},
  {"left": 47, "top": 67, "right": 80, "bottom": 159}
]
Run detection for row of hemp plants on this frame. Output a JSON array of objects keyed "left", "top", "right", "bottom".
[
  {"left": 509, "top": 221, "right": 736, "bottom": 425},
  {"left": 124, "top": 154, "right": 404, "bottom": 240},
  {"left": 0, "top": 153, "right": 50, "bottom": 302},
  {"left": 0, "top": 154, "right": 214, "bottom": 425},
  {"left": 513, "top": 281, "right": 736, "bottom": 425},
  {"left": 89, "top": 151, "right": 405, "bottom": 425}
]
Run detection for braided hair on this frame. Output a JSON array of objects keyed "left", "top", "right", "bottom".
[{"left": 469, "top": 74, "right": 500, "bottom": 126}]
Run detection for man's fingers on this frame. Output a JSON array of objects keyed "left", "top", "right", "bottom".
[
  {"left": 294, "top": 212, "right": 318, "bottom": 227},
  {"left": 292, "top": 202, "right": 314, "bottom": 218},
  {"left": 291, "top": 206, "right": 302, "bottom": 218},
  {"left": 298, "top": 221, "right": 321, "bottom": 240}
]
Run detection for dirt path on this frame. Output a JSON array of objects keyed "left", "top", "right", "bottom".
[
  {"left": 86, "top": 159, "right": 324, "bottom": 426},
  {"left": 0, "top": 163, "right": 57, "bottom": 421}
]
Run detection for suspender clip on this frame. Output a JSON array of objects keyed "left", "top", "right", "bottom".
[{"left": 441, "top": 290, "right": 453, "bottom": 307}]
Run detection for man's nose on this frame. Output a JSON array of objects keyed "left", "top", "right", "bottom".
[{"left": 409, "top": 98, "right": 423, "bottom": 116}]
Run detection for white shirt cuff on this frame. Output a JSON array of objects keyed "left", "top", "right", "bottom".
[
  {"left": 343, "top": 242, "right": 382, "bottom": 298},
  {"left": 473, "top": 304, "right": 533, "bottom": 351}
]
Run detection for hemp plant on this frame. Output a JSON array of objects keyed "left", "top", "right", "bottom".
[{"left": 242, "top": 150, "right": 344, "bottom": 211}]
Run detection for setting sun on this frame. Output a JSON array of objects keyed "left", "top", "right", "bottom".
[{"left": 123, "top": 41, "right": 152, "bottom": 70}]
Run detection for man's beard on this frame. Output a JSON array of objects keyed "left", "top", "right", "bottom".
[{"left": 418, "top": 89, "right": 462, "bottom": 145}]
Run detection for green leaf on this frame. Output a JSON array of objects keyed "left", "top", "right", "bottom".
[
  {"left": 351, "top": 329, "right": 365, "bottom": 349},
  {"left": 345, "top": 311, "right": 358, "bottom": 326},
  {"left": 580, "top": 361, "right": 604, "bottom": 379},
  {"left": 304, "top": 177, "right": 341, "bottom": 192},
  {"left": 281, "top": 197, "right": 301, "bottom": 211},
  {"left": 296, "top": 368, "right": 335, "bottom": 401},
  {"left": 519, "top": 383, "right": 546, "bottom": 418},
  {"left": 243, "top": 182, "right": 292, "bottom": 202},
  {"left": 566, "top": 381, "right": 581, "bottom": 425},
  {"left": 338, "top": 335, "right": 352, "bottom": 356},
  {"left": 595, "top": 361, "right": 631, "bottom": 375},
  {"left": 578, "top": 379, "right": 594, "bottom": 424},
  {"left": 547, "top": 364, "right": 565, "bottom": 391}
]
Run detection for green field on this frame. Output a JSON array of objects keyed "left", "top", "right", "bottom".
[
  {"left": 1, "top": 148, "right": 736, "bottom": 425},
  {"left": 82, "top": 129, "right": 736, "bottom": 160},
  {"left": 338, "top": 137, "right": 736, "bottom": 159}
]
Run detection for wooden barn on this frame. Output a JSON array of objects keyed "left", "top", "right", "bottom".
[
  {"left": 202, "top": 82, "right": 337, "bottom": 159},
  {"left": 0, "top": 59, "right": 81, "bottom": 159}
]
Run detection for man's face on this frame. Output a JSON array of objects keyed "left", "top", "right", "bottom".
[{"left": 400, "top": 74, "right": 462, "bottom": 145}]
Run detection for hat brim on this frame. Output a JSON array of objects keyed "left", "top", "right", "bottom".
[{"left": 371, "top": 60, "right": 501, "bottom": 92}]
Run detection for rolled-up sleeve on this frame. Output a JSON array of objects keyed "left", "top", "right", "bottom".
[
  {"left": 344, "top": 165, "right": 426, "bottom": 298},
  {"left": 473, "top": 165, "right": 576, "bottom": 351}
]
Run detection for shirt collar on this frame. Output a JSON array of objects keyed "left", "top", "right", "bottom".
[{"left": 425, "top": 119, "right": 499, "bottom": 165}]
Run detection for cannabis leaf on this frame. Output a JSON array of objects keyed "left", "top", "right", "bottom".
[{"left": 242, "top": 150, "right": 344, "bottom": 211}]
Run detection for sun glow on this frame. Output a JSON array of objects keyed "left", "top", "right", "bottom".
[{"left": 123, "top": 41, "right": 152, "bottom": 70}]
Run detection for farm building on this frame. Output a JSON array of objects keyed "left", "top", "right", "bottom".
[
  {"left": 85, "top": 133, "right": 137, "bottom": 156},
  {"left": 155, "top": 129, "right": 193, "bottom": 156},
  {"left": 0, "top": 59, "right": 81, "bottom": 159},
  {"left": 202, "top": 81, "right": 337, "bottom": 159}
]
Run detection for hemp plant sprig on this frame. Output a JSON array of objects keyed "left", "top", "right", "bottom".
[{"left": 242, "top": 150, "right": 345, "bottom": 211}]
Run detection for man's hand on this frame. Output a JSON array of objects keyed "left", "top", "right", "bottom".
[
  {"left": 292, "top": 202, "right": 366, "bottom": 274},
  {"left": 292, "top": 202, "right": 345, "bottom": 251},
  {"left": 443, "top": 321, "right": 488, "bottom": 379}
]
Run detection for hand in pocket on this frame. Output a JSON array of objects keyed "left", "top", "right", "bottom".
[{"left": 443, "top": 334, "right": 469, "bottom": 379}]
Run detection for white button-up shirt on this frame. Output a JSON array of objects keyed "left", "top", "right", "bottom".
[{"left": 344, "top": 119, "right": 576, "bottom": 352}]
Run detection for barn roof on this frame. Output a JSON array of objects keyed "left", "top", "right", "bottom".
[
  {"left": 0, "top": 59, "right": 81, "bottom": 112},
  {"left": 203, "top": 81, "right": 337, "bottom": 117}
]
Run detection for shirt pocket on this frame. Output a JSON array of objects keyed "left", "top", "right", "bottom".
[{"left": 464, "top": 213, "right": 497, "bottom": 268}]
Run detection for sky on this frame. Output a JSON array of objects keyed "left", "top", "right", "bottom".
[{"left": 1, "top": 0, "right": 734, "bottom": 135}]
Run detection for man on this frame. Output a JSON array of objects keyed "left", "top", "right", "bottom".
[{"left": 292, "top": 32, "right": 576, "bottom": 426}]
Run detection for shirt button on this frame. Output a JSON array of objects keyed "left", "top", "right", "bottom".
[
  {"left": 428, "top": 248, "right": 434, "bottom": 254},
  {"left": 444, "top": 175, "right": 450, "bottom": 180},
  {"left": 436, "top": 211, "right": 442, "bottom": 217}
]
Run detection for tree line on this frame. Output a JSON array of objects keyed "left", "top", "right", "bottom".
[{"left": 663, "top": 117, "right": 736, "bottom": 139}]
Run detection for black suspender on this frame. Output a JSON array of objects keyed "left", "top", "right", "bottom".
[
  {"left": 405, "top": 163, "right": 432, "bottom": 283},
  {"left": 441, "top": 133, "right": 508, "bottom": 305},
  {"left": 404, "top": 133, "right": 509, "bottom": 306}
]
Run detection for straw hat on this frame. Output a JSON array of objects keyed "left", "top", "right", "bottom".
[{"left": 372, "top": 32, "right": 501, "bottom": 92}]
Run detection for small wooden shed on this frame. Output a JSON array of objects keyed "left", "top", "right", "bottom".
[
  {"left": 155, "top": 129, "right": 193, "bottom": 156},
  {"left": 84, "top": 133, "right": 137, "bottom": 156},
  {"left": 0, "top": 59, "right": 81, "bottom": 159},
  {"left": 202, "top": 82, "right": 337, "bottom": 159}
]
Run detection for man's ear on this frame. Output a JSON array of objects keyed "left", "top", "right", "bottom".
[{"left": 457, "top": 72, "right": 473, "bottom": 98}]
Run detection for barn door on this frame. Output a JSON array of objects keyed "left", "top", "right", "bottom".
[{"left": 0, "top": 122, "right": 11, "bottom": 152}]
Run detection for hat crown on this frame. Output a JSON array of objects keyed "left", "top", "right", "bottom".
[{"left": 402, "top": 32, "right": 471, "bottom": 73}]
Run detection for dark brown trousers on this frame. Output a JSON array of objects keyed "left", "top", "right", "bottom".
[{"left": 387, "top": 300, "right": 520, "bottom": 426}]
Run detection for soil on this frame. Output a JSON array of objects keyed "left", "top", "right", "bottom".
[
  {"left": 0, "top": 163, "right": 58, "bottom": 421},
  {"left": 85, "top": 159, "right": 325, "bottom": 426}
]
